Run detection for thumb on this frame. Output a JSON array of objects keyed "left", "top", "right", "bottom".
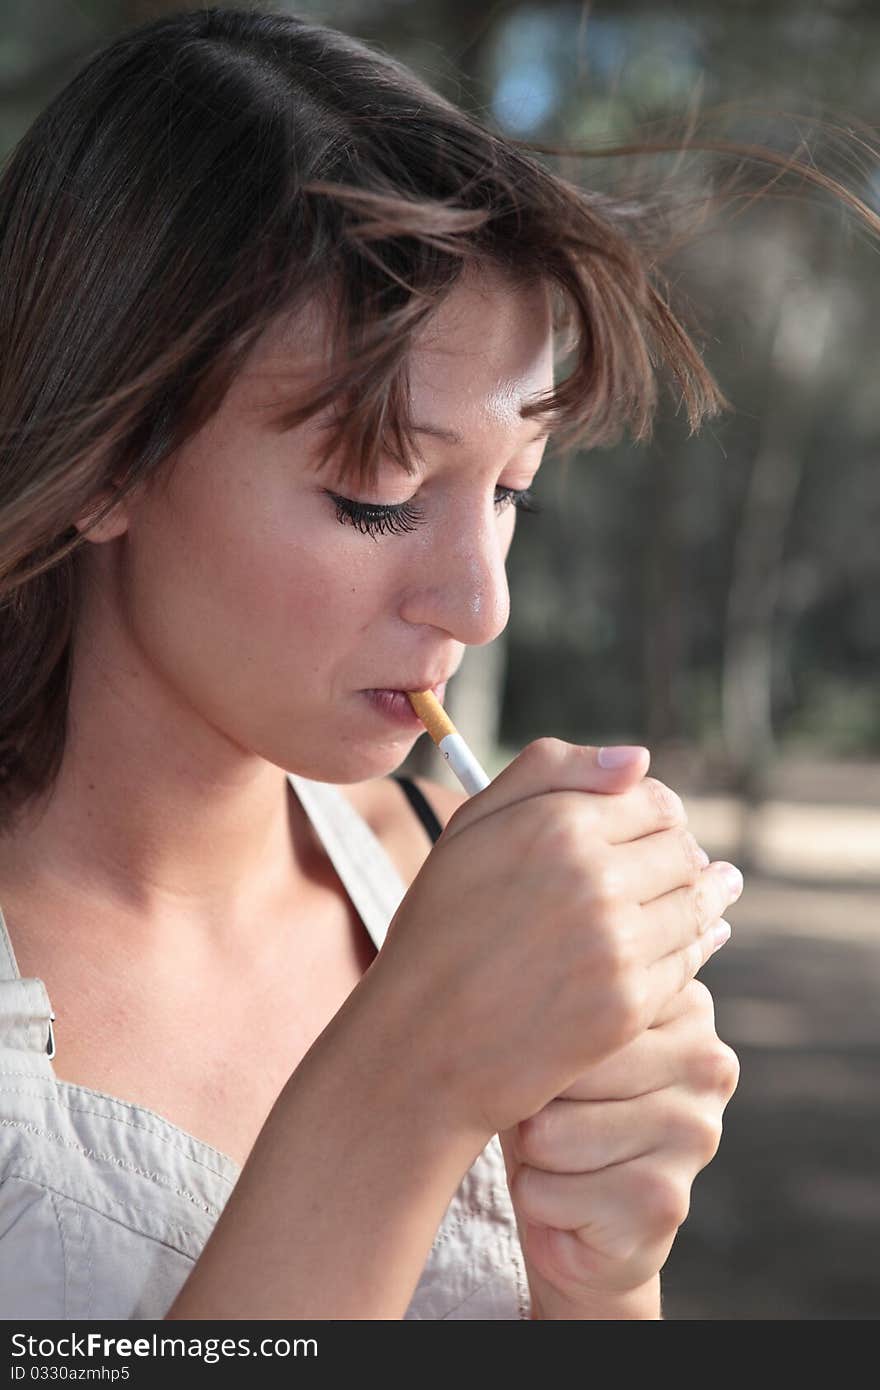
[
  {"left": 594, "top": 745, "right": 651, "bottom": 786},
  {"left": 441, "top": 740, "right": 651, "bottom": 843}
]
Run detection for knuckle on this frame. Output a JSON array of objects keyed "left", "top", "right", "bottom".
[
  {"left": 680, "top": 937, "right": 704, "bottom": 990},
  {"left": 704, "top": 1115, "right": 725, "bottom": 1162},
  {"left": 609, "top": 974, "right": 648, "bottom": 1043},
  {"left": 641, "top": 1170, "right": 691, "bottom": 1235},
  {"left": 608, "top": 931, "right": 639, "bottom": 981},
  {"left": 644, "top": 777, "right": 686, "bottom": 827},
  {"left": 535, "top": 807, "right": 583, "bottom": 864},
  {"left": 519, "top": 737, "right": 569, "bottom": 772},
  {"left": 684, "top": 1110, "right": 724, "bottom": 1164},
  {"left": 572, "top": 796, "right": 602, "bottom": 834},
  {"left": 718, "top": 1043, "right": 741, "bottom": 1098},
  {"left": 691, "top": 881, "right": 710, "bottom": 935},
  {"left": 516, "top": 1108, "right": 554, "bottom": 1166},
  {"left": 588, "top": 859, "right": 624, "bottom": 909},
  {"left": 508, "top": 1164, "right": 544, "bottom": 1224},
  {"left": 692, "top": 1043, "right": 740, "bottom": 1097},
  {"left": 681, "top": 830, "right": 706, "bottom": 878},
  {"left": 685, "top": 979, "right": 716, "bottom": 1021},
  {"left": 592, "top": 912, "right": 637, "bottom": 982}
]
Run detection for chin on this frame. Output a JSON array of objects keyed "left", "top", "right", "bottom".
[{"left": 280, "top": 735, "right": 421, "bottom": 785}]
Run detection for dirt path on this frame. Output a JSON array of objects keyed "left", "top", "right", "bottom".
[{"left": 660, "top": 800, "right": 880, "bottom": 1318}]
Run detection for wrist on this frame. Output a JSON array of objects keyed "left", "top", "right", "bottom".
[
  {"left": 530, "top": 1273, "right": 662, "bottom": 1321},
  {"left": 354, "top": 954, "right": 494, "bottom": 1156},
  {"left": 341, "top": 964, "right": 493, "bottom": 1160}
]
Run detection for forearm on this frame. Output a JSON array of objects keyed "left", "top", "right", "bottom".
[{"left": 165, "top": 980, "right": 487, "bottom": 1320}]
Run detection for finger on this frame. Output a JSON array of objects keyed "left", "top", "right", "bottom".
[
  {"left": 440, "top": 738, "right": 650, "bottom": 844},
  {"left": 515, "top": 1090, "right": 706, "bottom": 1174},
  {"left": 643, "top": 918, "right": 732, "bottom": 1022},
  {"left": 605, "top": 824, "right": 711, "bottom": 906},
  {"left": 512, "top": 1150, "right": 692, "bottom": 1240},
  {"left": 576, "top": 775, "right": 691, "bottom": 848},
  {"left": 635, "top": 860, "right": 744, "bottom": 962},
  {"left": 518, "top": 778, "right": 692, "bottom": 856},
  {"left": 650, "top": 975, "right": 715, "bottom": 1030},
  {"left": 563, "top": 775, "right": 690, "bottom": 847},
  {"left": 558, "top": 984, "right": 716, "bottom": 1101},
  {"left": 520, "top": 1156, "right": 683, "bottom": 1292},
  {"left": 504, "top": 783, "right": 693, "bottom": 867}
]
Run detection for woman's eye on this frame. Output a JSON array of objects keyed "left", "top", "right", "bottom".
[
  {"left": 495, "top": 485, "right": 540, "bottom": 517},
  {"left": 326, "top": 486, "right": 540, "bottom": 540},
  {"left": 327, "top": 493, "right": 425, "bottom": 538}
]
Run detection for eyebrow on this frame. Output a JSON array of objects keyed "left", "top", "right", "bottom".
[{"left": 412, "top": 422, "right": 552, "bottom": 446}]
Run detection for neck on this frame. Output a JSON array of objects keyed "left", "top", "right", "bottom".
[{"left": 0, "top": 684, "right": 320, "bottom": 950}]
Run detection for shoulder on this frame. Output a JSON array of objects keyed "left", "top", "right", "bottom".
[{"left": 343, "top": 775, "right": 468, "bottom": 889}]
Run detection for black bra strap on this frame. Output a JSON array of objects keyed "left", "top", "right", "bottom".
[{"left": 393, "top": 775, "right": 443, "bottom": 845}]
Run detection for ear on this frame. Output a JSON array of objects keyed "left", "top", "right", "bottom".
[{"left": 73, "top": 484, "right": 130, "bottom": 543}]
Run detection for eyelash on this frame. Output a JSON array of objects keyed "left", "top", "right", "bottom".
[{"left": 327, "top": 486, "right": 541, "bottom": 539}]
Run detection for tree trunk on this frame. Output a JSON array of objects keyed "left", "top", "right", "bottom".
[
  {"left": 643, "top": 433, "right": 686, "bottom": 748},
  {"left": 721, "top": 262, "right": 835, "bottom": 871}
]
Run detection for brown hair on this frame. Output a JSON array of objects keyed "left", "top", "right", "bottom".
[{"left": 0, "top": 6, "right": 873, "bottom": 830}]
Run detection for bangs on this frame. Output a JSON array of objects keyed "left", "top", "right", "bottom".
[{"left": 219, "top": 161, "right": 727, "bottom": 495}]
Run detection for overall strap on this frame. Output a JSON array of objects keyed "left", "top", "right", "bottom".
[
  {"left": 0, "top": 907, "right": 56, "bottom": 1060},
  {"left": 286, "top": 774, "right": 409, "bottom": 952},
  {"left": 0, "top": 905, "right": 19, "bottom": 984}
]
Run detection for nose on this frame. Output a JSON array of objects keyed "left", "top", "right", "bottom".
[{"left": 399, "top": 497, "right": 511, "bottom": 646}]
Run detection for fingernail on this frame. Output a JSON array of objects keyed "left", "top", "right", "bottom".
[
  {"left": 698, "top": 847, "right": 711, "bottom": 868},
  {"left": 711, "top": 922, "right": 732, "bottom": 953},
  {"left": 598, "top": 745, "right": 648, "bottom": 769},
  {"left": 721, "top": 865, "right": 744, "bottom": 901}
]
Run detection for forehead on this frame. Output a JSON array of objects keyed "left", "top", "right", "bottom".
[
  {"left": 240, "top": 265, "right": 555, "bottom": 435},
  {"left": 408, "top": 267, "right": 555, "bottom": 429}
]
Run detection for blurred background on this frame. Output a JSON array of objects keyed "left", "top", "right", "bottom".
[{"left": 2, "top": 0, "right": 877, "bottom": 1319}]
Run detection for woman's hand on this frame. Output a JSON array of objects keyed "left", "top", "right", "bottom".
[
  {"left": 498, "top": 975, "right": 741, "bottom": 1318},
  {"left": 375, "top": 738, "right": 741, "bottom": 1144}
]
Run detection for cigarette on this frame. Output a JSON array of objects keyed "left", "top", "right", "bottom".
[{"left": 406, "top": 689, "right": 491, "bottom": 796}]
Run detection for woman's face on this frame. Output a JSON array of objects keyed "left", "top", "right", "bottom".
[{"left": 82, "top": 267, "right": 555, "bottom": 784}]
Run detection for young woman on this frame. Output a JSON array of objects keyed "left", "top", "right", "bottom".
[{"left": 0, "top": 8, "right": 743, "bottom": 1319}]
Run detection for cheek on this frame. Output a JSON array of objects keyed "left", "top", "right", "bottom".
[{"left": 123, "top": 477, "right": 388, "bottom": 697}]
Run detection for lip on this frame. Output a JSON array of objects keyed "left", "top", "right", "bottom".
[
  {"left": 361, "top": 678, "right": 451, "bottom": 699},
  {"left": 360, "top": 680, "right": 448, "bottom": 728}
]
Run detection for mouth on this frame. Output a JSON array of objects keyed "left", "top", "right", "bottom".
[
  {"left": 359, "top": 679, "right": 448, "bottom": 727},
  {"left": 362, "top": 676, "right": 450, "bottom": 699}
]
